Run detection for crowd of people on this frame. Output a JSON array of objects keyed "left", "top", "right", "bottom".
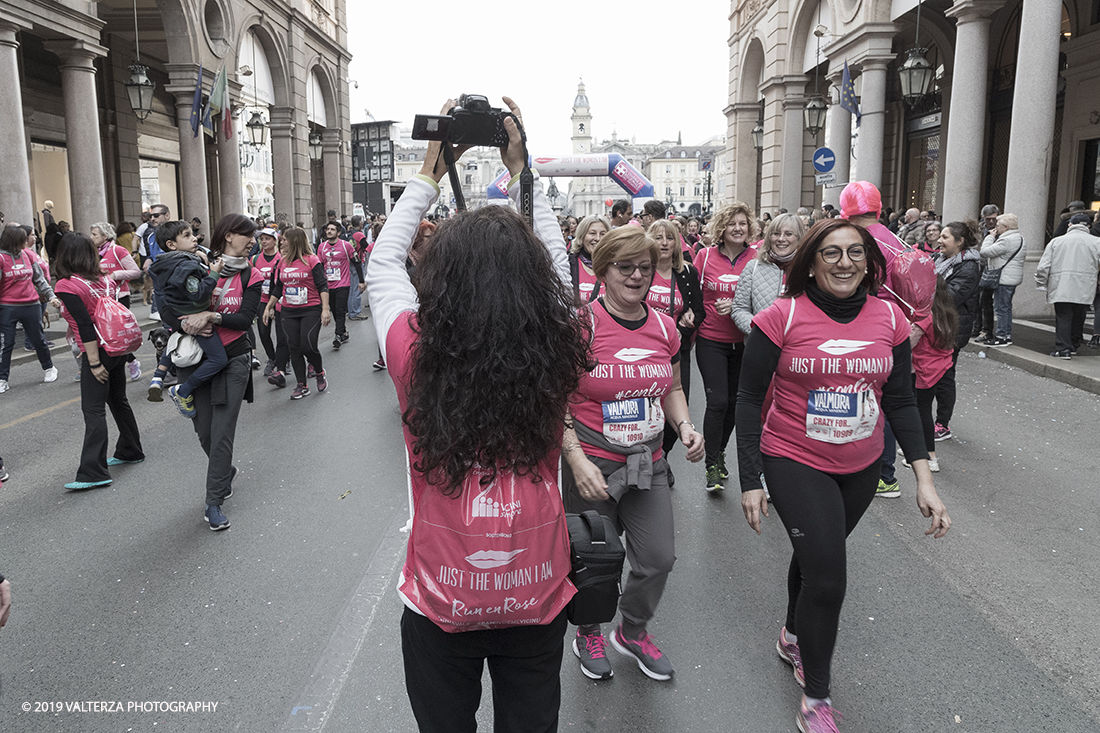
[{"left": 3, "top": 95, "right": 1099, "bottom": 732}]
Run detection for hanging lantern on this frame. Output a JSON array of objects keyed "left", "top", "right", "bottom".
[
  {"left": 125, "top": 63, "right": 155, "bottom": 121},
  {"left": 898, "top": 47, "right": 935, "bottom": 106},
  {"left": 308, "top": 132, "right": 323, "bottom": 161},
  {"left": 803, "top": 96, "right": 828, "bottom": 137},
  {"left": 751, "top": 120, "right": 764, "bottom": 151},
  {"left": 245, "top": 110, "right": 268, "bottom": 148}
]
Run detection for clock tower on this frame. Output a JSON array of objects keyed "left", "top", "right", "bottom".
[{"left": 571, "top": 80, "right": 592, "bottom": 155}]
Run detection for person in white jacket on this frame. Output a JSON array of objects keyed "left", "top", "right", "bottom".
[
  {"left": 1035, "top": 213, "right": 1100, "bottom": 358},
  {"left": 979, "top": 213, "right": 1025, "bottom": 346}
]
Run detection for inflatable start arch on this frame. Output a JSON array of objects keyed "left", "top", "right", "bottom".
[{"left": 487, "top": 154, "right": 654, "bottom": 208}]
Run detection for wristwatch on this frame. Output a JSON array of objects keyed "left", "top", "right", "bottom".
[{"left": 214, "top": 312, "right": 223, "bottom": 325}]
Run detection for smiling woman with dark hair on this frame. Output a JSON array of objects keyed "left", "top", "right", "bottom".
[{"left": 368, "top": 97, "right": 592, "bottom": 733}]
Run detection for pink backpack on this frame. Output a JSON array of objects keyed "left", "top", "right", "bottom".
[{"left": 76, "top": 277, "right": 143, "bottom": 356}]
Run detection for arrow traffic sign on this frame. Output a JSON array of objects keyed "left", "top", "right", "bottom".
[{"left": 812, "top": 147, "right": 836, "bottom": 173}]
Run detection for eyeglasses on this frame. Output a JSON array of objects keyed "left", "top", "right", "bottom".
[
  {"left": 610, "top": 261, "right": 654, "bottom": 277},
  {"left": 816, "top": 245, "right": 867, "bottom": 264}
]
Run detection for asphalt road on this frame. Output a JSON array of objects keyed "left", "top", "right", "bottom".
[{"left": 0, "top": 317, "right": 1097, "bottom": 733}]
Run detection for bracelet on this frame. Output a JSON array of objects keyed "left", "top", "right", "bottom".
[
  {"left": 562, "top": 443, "right": 581, "bottom": 454},
  {"left": 88, "top": 362, "right": 101, "bottom": 369},
  {"left": 677, "top": 420, "right": 694, "bottom": 431}
]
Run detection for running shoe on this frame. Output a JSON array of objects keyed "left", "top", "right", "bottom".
[
  {"left": 168, "top": 385, "right": 196, "bottom": 418},
  {"left": 1049, "top": 349, "right": 1072, "bottom": 360},
  {"left": 0, "top": 379, "right": 8, "bottom": 393},
  {"left": 717, "top": 451, "right": 730, "bottom": 479},
  {"left": 797, "top": 699, "right": 842, "bottom": 733},
  {"left": 44, "top": 366, "right": 59, "bottom": 383},
  {"left": 339, "top": 332, "right": 350, "bottom": 343},
  {"left": 148, "top": 376, "right": 164, "bottom": 402},
  {"left": 372, "top": 358, "right": 386, "bottom": 371},
  {"left": 776, "top": 626, "right": 806, "bottom": 688},
  {"left": 250, "top": 355, "right": 261, "bottom": 370},
  {"left": 1089, "top": 335, "right": 1100, "bottom": 349},
  {"left": 268, "top": 369, "right": 287, "bottom": 388},
  {"left": 204, "top": 504, "right": 230, "bottom": 531},
  {"left": 933, "top": 423, "right": 952, "bottom": 441},
  {"left": 64, "top": 479, "right": 112, "bottom": 490},
  {"left": 875, "top": 478, "right": 901, "bottom": 498},
  {"left": 705, "top": 464, "right": 724, "bottom": 493},
  {"left": 127, "top": 359, "right": 142, "bottom": 381},
  {"left": 610, "top": 624, "right": 673, "bottom": 680},
  {"left": 107, "top": 456, "right": 144, "bottom": 466},
  {"left": 291, "top": 383, "right": 310, "bottom": 400},
  {"left": 315, "top": 369, "right": 328, "bottom": 392},
  {"left": 986, "top": 337, "right": 1011, "bottom": 347},
  {"left": 0, "top": 466, "right": 7, "bottom": 482},
  {"left": 307, "top": 364, "right": 317, "bottom": 379},
  {"left": 972, "top": 334, "right": 989, "bottom": 344},
  {"left": 332, "top": 336, "right": 342, "bottom": 350},
  {"left": 262, "top": 359, "right": 276, "bottom": 377},
  {"left": 901, "top": 457, "right": 939, "bottom": 472},
  {"left": 573, "top": 629, "right": 614, "bottom": 680}
]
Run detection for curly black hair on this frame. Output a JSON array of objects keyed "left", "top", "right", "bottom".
[{"left": 404, "top": 205, "right": 594, "bottom": 495}]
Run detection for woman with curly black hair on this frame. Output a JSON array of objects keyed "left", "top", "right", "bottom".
[{"left": 367, "top": 97, "right": 592, "bottom": 733}]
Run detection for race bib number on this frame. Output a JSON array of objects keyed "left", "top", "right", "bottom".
[
  {"left": 284, "top": 286, "right": 307, "bottom": 306},
  {"left": 262, "top": 279, "right": 271, "bottom": 295},
  {"left": 325, "top": 265, "right": 341, "bottom": 282},
  {"left": 602, "top": 397, "right": 664, "bottom": 447},
  {"left": 805, "top": 389, "right": 878, "bottom": 444}
]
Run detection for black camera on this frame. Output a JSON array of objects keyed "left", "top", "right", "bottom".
[{"left": 411, "top": 94, "right": 511, "bottom": 148}]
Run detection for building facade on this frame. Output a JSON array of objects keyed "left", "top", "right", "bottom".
[{"left": 0, "top": 0, "right": 352, "bottom": 235}]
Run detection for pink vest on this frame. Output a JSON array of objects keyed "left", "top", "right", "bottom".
[
  {"left": 275, "top": 254, "right": 322, "bottom": 309},
  {"left": 252, "top": 251, "right": 281, "bottom": 304},
  {"left": 318, "top": 239, "right": 355, "bottom": 289},
  {"left": 696, "top": 244, "right": 755, "bottom": 343},
  {"left": 213, "top": 268, "right": 262, "bottom": 346},
  {"left": 0, "top": 250, "right": 40, "bottom": 305},
  {"left": 98, "top": 243, "right": 131, "bottom": 279}
]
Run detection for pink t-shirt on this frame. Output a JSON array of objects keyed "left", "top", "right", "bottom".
[
  {"left": 911, "top": 314, "right": 953, "bottom": 390},
  {"left": 54, "top": 275, "right": 120, "bottom": 353},
  {"left": 575, "top": 261, "right": 600, "bottom": 302},
  {"left": 318, "top": 239, "right": 356, "bottom": 289},
  {"left": 696, "top": 244, "right": 756, "bottom": 343},
  {"left": 571, "top": 301, "right": 681, "bottom": 462},
  {"left": 0, "top": 250, "right": 40, "bottom": 305},
  {"left": 212, "top": 268, "right": 263, "bottom": 347},
  {"left": 98, "top": 243, "right": 134, "bottom": 280},
  {"left": 752, "top": 294, "right": 909, "bottom": 474},
  {"left": 252, "top": 251, "right": 281, "bottom": 304},
  {"left": 274, "top": 254, "right": 323, "bottom": 308},
  {"left": 385, "top": 313, "right": 576, "bottom": 632},
  {"left": 646, "top": 271, "right": 683, "bottom": 320}
]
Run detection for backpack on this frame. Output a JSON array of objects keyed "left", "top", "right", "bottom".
[{"left": 76, "top": 277, "right": 143, "bottom": 356}]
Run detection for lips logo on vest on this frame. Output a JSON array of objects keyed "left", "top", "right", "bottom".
[
  {"left": 718, "top": 274, "right": 738, "bottom": 283},
  {"left": 816, "top": 339, "right": 874, "bottom": 356},
  {"left": 465, "top": 549, "right": 527, "bottom": 569},
  {"left": 649, "top": 285, "right": 671, "bottom": 295},
  {"left": 614, "top": 347, "right": 658, "bottom": 362}
]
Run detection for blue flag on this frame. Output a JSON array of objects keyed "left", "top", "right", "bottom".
[
  {"left": 840, "top": 61, "right": 861, "bottom": 127},
  {"left": 189, "top": 63, "right": 204, "bottom": 138}
]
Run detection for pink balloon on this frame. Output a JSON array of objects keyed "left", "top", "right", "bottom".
[{"left": 605, "top": 198, "right": 614, "bottom": 207}]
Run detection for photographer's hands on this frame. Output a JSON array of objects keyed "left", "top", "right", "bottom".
[{"left": 418, "top": 99, "right": 471, "bottom": 183}]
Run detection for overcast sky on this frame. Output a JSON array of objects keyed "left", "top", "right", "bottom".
[{"left": 346, "top": 1, "right": 731, "bottom": 154}]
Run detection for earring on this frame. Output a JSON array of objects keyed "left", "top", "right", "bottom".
[{"left": 809, "top": 271, "right": 815, "bottom": 277}]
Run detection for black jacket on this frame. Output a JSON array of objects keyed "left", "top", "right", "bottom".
[
  {"left": 148, "top": 252, "right": 218, "bottom": 319},
  {"left": 942, "top": 256, "right": 981, "bottom": 350}
]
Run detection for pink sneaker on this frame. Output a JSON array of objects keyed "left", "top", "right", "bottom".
[
  {"left": 797, "top": 699, "right": 842, "bottom": 733},
  {"left": 610, "top": 624, "right": 673, "bottom": 680},
  {"left": 777, "top": 626, "right": 806, "bottom": 688}
]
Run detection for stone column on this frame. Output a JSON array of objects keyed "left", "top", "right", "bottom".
[
  {"left": 43, "top": 40, "right": 109, "bottom": 233},
  {"left": 823, "top": 71, "right": 852, "bottom": 209},
  {"left": 729, "top": 102, "right": 761, "bottom": 208},
  {"left": 269, "top": 107, "right": 295, "bottom": 226},
  {"left": 941, "top": 0, "right": 1004, "bottom": 222},
  {"left": 0, "top": 21, "right": 34, "bottom": 225},
  {"left": 855, "top": 59, "right": 891, "bottom": 189},
  {"left": 216, "top": 123, "right": 243, "bottom": 218},
  {"left": 322, "top": 129, "right": 342, "bottom": 218},
  {"left": 781, "top": 77, "right": 809, "bottom": 210},
  {"left": 173, "top": 94, "right": 210, "bottom": 226},
  {"left": 1002, "top": 0, "right": 1062, "bottom": 259},
  {"left": 759, "top": 79, "right": 786, "bottom": 213}
]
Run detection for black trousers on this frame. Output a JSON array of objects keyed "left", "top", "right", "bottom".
[
  {"left": 401, "top": 607, "right": 567, "bottom": 733},
  {"left": 695, "top": 336, "right": 743, "bottom": 467},
  {"left": 76, "top": 352, "right": 144, "bottom": 483},
  {"left": 933, "top": 348, "right": 960, "bottom": 428},
  {"left": 282, "top": 307, "right": 323, "bottom": 385},
  {"left": 977, "top": 287, "right": 995, "bottom": 336},
  {"left": 273, "top": 310, "right": 290, "bottom": 371},
  {"left": 1054, "top": 302, "right": 1087, "bottom": 352},
  {"left": 256, "top": 307, "right": 277, "bottom": 362},
  {"left": 762, "top": 454, "right": 879, "bottom": 700},
  {"left": 182, "top": 353, "right": 250, "bottom": 507},
  {"left": 914, "top": 375, "right": 937, "bottom": 453},
  {"left": 329, "top": 286, "right": 350, "bottom": 337},
  {"left": 662, "top": 346, "right": 693, "bottom": 455}
]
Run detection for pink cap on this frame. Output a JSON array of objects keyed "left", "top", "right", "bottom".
[{"left": 839, "top": 181, "right": 882, "bottom": 219}]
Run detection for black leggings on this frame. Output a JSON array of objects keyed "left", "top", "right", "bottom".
[
  {"left": 662, "top": 347, "right": 694, "bottom": 455},
  {"left": 282, "top": 307, "right": 322, "bottom": 385},
  {"left": 977, "top": 288, "right": 995, "bottom": 336},
  {"left": 695, "top": 336, "right": 743, "bottom": 466},
  {"left": 932, "top": 348, "right": 960, "bottom": 429},
  {"left": 273, "top": 310, "right": 290, "bottom": 372},
  {"left": 329, "top": 286, "right": 349, "bottom": 337},
  {"left": 762, "top": 454, "right": 879, "bottom": 700},
  {"left": 256, "top": 305, "right": 277, "bottom": 362}
]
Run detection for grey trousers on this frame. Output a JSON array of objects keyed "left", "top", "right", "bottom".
[
  {"left": 181, "top": 353, "right": 250, "bottom": 506},
  {"left": 562, "top": 454, "right": 676, "bottom": 630}
]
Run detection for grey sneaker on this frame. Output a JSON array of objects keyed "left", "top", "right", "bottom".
[
  {"left": 573, "top": 629, "right": 613, "bottom": 680},
  {"left": 610, "top": 624, "right": 673, "bottom": 680}
]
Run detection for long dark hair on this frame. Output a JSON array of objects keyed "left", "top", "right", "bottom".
[
  {"left": 404, "top": 205, "right": 594, "bottom": 495},
  {"left": 784, "top": 219, "right": 887, "bottom": 298},
  {"left": 942, "top": 220, "right": 979, "bottom": 251},
  {"left": 929, "top": 276, "right": 959, "bottom": 350},
  {"left": 0, "top": 224, "right": 28, "bottom": 255},
  {"left": 208, "top": 213, "right": 257, "bottom": 257},
  {"left": 53, "top": 232, "right": 104, "bottom": 280}
]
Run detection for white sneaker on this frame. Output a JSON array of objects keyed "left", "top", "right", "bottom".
[
  {"left": 0, "top": 379, "right": 9, "bottom": 393},
  {"left": 128, "top": 359, "right": 142, "bottom": 381},
  {"left": 929, "top": 458, "right": 940, "bottom": 472},
  {"left": 43, "top": 366, "right": 59, "bottom": 383}
]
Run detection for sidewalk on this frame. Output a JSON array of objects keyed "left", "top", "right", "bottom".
[
  {"left": 964, "top": 315, "right": 1100, "bottom": 396},
  {"left": 10, "top": 296, "right": 161, "bottom": 369}
]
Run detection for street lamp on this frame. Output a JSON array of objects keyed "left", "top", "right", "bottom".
[
  {"left": 124, "top": 0, "right": 155, "bottom": 121},
  {"left": 245, "top": 110, "right": 268, "bottom": 148},
  {"left": 751, "top": 120, "right": 764, "bottom": 151},
  {"left": 803, "top": 96, "right": 828, "bottom": 138},
  {"left": 898, "top": 0, "right": 935, "bottom": 107},
  {"left": 308, "top": 132, "right": 323, "bottom": 161}
]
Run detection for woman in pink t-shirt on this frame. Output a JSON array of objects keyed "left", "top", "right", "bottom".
[
  {"left": 568, "top": 215, "right": 609, "bottom": 304},
  {"left": 735, "top": 219, "right": 950, "bottom": 733}
]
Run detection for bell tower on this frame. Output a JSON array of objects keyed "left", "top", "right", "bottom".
[{"left": 571, "top": 80, "right": 592, "bottom": 154}]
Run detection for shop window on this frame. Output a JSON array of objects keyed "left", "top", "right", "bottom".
[
  {"left": 1080, "top": 139, "right": 1100, "bottom": 208},
  {"left": 904, "top": 132, "right": 940, "bottom": 213}
]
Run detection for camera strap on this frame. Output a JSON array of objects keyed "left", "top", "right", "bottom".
[
  {"left": 513, "top": 115, "right": 533, "bottom": 226},
  {"left": 442, "top": 144, "right": 466, "bottom": 213}
]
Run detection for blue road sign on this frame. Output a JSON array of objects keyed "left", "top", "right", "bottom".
[{"left": 812, "top": 147, "right": 836, "bottom": 173}]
